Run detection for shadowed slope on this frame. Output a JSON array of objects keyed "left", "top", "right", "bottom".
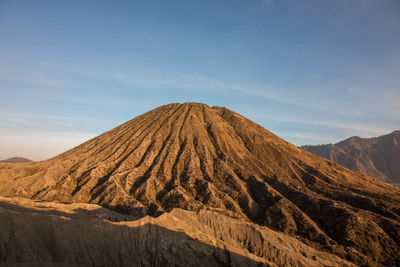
[{"left": 0, "top": 102, "right": 399, "bottom": 266}]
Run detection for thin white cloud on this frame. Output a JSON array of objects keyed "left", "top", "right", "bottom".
[
  {"left": 24, "top": 59, "right": 398, "bottom": 122},
  {"left": 47, "top": 61, "right": 399, "bottom": 122},
  {"left": 250, "top": 113, "right": 394, "bottom": 136},
  {"left": 33, "top": 60, "right": 291, "bottom": 104},
  {"left": 276, "top": 130, "right": 334, "bottom": 144}
]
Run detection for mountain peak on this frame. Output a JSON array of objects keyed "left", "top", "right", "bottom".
[
  {"left": 161, "top": 102, "right": 211, "bottom": 109},
  {"left": 182, "top": 101, "right": 209, "bottom": 107}
]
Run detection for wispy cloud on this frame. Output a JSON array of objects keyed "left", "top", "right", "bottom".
[
  {"left": 39, "top": 60, "right": 399, "bottom": 121},
  {"left": 277, "top": 131, "right": 334, "bottom": 144},
  {"left": 250, "top": 113, "right": 394, "bottom": 136},
  {"left": 34, "top": 60, "right": 306, "bottom": 108},
  {"left": 1, "top": 55, "right": 392, "bottom": 124}
]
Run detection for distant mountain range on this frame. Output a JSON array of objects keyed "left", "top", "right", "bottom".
[
  {"left": 0, "top": 157, "right": 32, "bottom": 163},
  {"left": 303, "top": 130, "right": 400, "bottom": 185}
]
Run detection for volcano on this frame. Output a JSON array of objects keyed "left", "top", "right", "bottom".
[{"left": 0, "top": 102, "right": 399, "bottom": 266}]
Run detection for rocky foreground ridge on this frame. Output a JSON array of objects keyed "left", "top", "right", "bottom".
[
  {"left": 0, "top": 103, "right": 399, "bottom": 266},
  {"left": 0, "top": 196, "right": 355, "bottom": 267}
]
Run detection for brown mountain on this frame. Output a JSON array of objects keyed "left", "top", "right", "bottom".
[
  {"left": 0, "top": 157, "right": 32, "bottom": 163},
  {"left": 0, "top": 103, "right": 399, "bottom": 266},
  {"left": 302, "top": 131, "right": 400, "bottom": 185}
]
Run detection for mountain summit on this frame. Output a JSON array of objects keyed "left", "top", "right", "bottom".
[{"left": 0, "top": 103, "right": 399, "bottom": 266}]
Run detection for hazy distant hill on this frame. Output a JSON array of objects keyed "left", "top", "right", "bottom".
[
  {"left": 0, "top": 157, "right": 32, "bottom": 163},
  {"left": 0, "top": 103, "right": 399, "bottom": 266},
  {"left": 303, "top": 130, "right": 400, "bottom": 184}
]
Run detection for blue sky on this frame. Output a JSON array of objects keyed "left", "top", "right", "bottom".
[{"left": 1, "top": 0, "right": 399, "bottom": 160}]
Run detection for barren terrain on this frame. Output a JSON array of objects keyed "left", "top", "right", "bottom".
[{"left": 0, "top": 103, "right": 399, "bottom": 266}]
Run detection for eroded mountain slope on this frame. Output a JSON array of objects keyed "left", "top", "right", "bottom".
[{"left": 0, "top": 102, "right": 399, "bottom": 266}]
